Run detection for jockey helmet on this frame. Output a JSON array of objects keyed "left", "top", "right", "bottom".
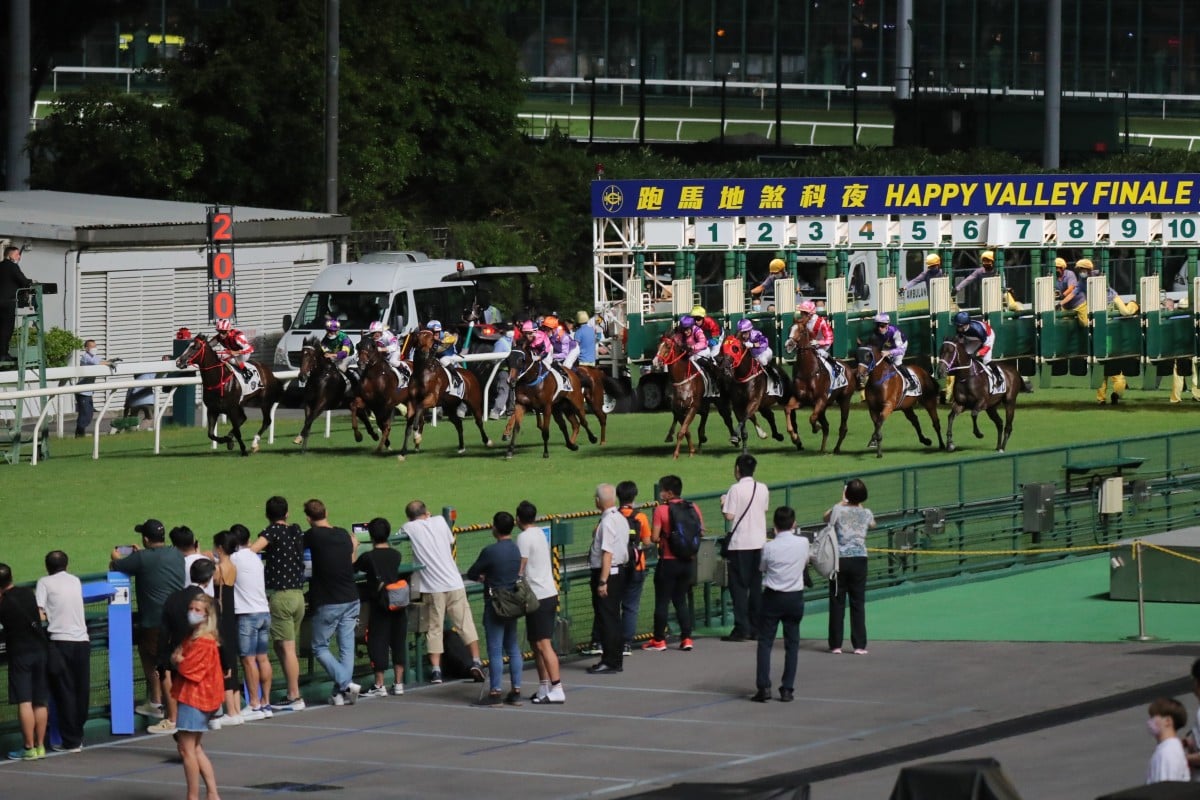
[
  {"left": 691, "top": 305, "right": 706, "bottom": 317},
  {"left": 874, "top": 312, "right": 891, "bottom": 325},
  {"left": 325, "top": 318, "right": 340, "bottom": 333},
  {"left": 768, "top": 258, "right": 785, "bottom": 273},
  {"left": 679, "top": 315, "right": 695, "bottom": 329},
  {"left": 1054, "top": 257, "right": 1067, "bottom": 270},
  {"left": 368, "top": 321, "right": 385, "bottom": 334},
  {"left": 427, "top": 320, "right": 442, "bottom": 332},
  {"left": 736, "top": 318, "right": 754, "bottom": 334},
  {"left": 1075, "top": 257, "right": 1094, "bottom": 272},
  {"left": 216, "top": 319, "right": 232, "bottom": 332},
  {"left": 981, "top": 250, "right": 995, "bottom": 265},
  {"left": 520, "top": 320, "right": 535, "bottom": 334},
  {"left": 797, "top": 300, "right": 816, "bottom": 315},
  {"left": 541, "top": 315, "right": 559, "bottom": 331},
  {"left": 924, "top": 253, "right": 941, "bottom": 267},
  {"left": 953, "top": 310, "right": 971, "bottom": 326}
]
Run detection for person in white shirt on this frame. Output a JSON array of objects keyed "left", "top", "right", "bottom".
[
  {"left": 720, "top": 454, "right": 769, "bottom": 641},
  {"left": 586, "top": 484, "right": 629, "bottom": 675},
  {"left": 229, "top": 525, "right": 273, "bottom": 720},
  {"left": 752, "top": 508, "right": 809, "bottom": 704},
  {"left": 1187, "top": 658, "right": 1200, "bottom": 780},
  {"left": 1146, "top": 697, "right": 1190, "bottom": 783},
  {"left": 35, "top": 550, "right": 90, "bottom": 752},
  {"left": 174, "top": 527, "right": 214, "bottom": 599},
  {"left": 515, "top": 501, "right": 564, "bottom": 704},
  {"left": 402, "top": 500, "right": 484, "bottom": 685}
]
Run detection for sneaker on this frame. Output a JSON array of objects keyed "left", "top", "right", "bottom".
[
  {"left": 469, "top": 661, "right": 486, "bottom": 682},
  {"left": 641, "top": 639, "right": 667, "bottom": 651},
  {"left": 680, "top": 638, "right": 694, "bottom": 651},
  {"left": 328, "top": 693, "right": 345, "bottom": 706},
  {"left": 344, "top": 684, "right": 359, "bottom": 705},
  {"left": 504, "top": 690, "right": 523, "bottom": 706},
  {"left": 853, "top": 648, "right": 869, "bottom": 655},
  {"left": 830, "top": 648, "right": 843, "bottom": 654},
  {"left": 271, "top": 697, "right": 306, "bottom": 712},
  {"left": 475, "top": 690, "right": 503, "bottom": 707},
  {"left": 581, "top": 642, "right": 603, "bottom": 656},
  {"left": 488, "top": 411, "right": 503, "bottom": 420},
  {"left": 364, "top": 684, "right": 388, "bottom": 698},
  {"left": 34, "top": 745, "right": 45, "bottom": 759},
  {"left": 8, "top": 747, "right": 36, "bottom": 761},
  {"left": 134, "top": 702, "right": 165, "bottom": 719},
  {"left": 430, "top": 668, "right": 444, "bottom": 685},
  {"left": 390, "top": 683, "right": 405, "bottom": 696},
  {"left": 622, "top": 644, "right": 633, "bottom": 657},
  {"left": 531, "top": 686, "right": 566, "bottom": 705},
  {"left": 221, "top": 713, "right": 245, "bottom": 726},
  {"left": 147, "top": 718, "right": 177, "bottom": 734},
  {"left": 241, "top": 708, "right": 265, "bottom": 722},
  {"left": 207, "top": 717, "right": 223, "bottom": 731},
  {"left": 255, "top": 705, "right": 273, "bottom": 719},
  {"left": 50, "top": 744, "right": 82, "bottom": 753}
]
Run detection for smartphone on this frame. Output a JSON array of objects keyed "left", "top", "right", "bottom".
[
  {"left": 351, "top": 522, "right": 368, "bottom": 535},
  {"left": 116, "top": 545, "right": 135, "bottom": 557}
]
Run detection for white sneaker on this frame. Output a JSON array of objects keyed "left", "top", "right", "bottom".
[
  {"left": 346, "top": 682, "right": 361, "bottom": 704},
  {"left": 221, "top": 713, "right": 244, "bottom": 727},
  {"left": 241, "top": 708, "right": 265, "bottom": 722},
  {"left": 146, "top": 718, "right": 176, "bottom": 734},
  {"left": 488, "top": 411, "right": 503, "bottom": 420},
  {"left": 134, "top": 702, "right": 164, "bottom": 719},
  {"left": 364, "top": 685, "right": 388, "bottom": 698},
  {"left": 328, "top": 693, "right": 345, "bottom": 707},
  {"left": 390, "top": 683, "right": 405, "bottom": 696},
  {"left": 255, "top": 705, "right": 273, "bottom": 719},
  {"left": 270, "top": 697, "right": 305, "bottom": 712},
  {"left": 207, "top": 717, "right": 222, "bottom": 731},
  {"left": 546, "top": 686, "right": 566, "bottom": 704}
]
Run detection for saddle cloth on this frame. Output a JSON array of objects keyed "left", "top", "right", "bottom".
[
  {"left": 227, "top": 363, "right": 263, "bottom": 396},
  {"left": 439, "top": 365, "right": 466, "bottom": 400},
  {"left": 691, "top": 358, "right": 720, "bottom": 398},
  {"left": 765, "top": 371, "right": 783, "bottom": 398},
  {"left": 899, "top": 367, "right": 922, "bottom": 398},
  {"left": 393, "top": 362, "right": 411, "bottom": 389},
  {"left": 985, "top": 364, "right": 1008, "bottom": 395},
  {"left": 824, "top": 359, "right": 849, "bottom": 392}
]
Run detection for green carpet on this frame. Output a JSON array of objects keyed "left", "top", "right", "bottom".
[{"left": 801, "top": 556, "right": 1200, "bottom": 644}]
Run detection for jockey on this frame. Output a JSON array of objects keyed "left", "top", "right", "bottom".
[
  {"left": 677, "top": 315, "right": 709, "bottom": 359},
  {"left": 426, "top": 320, "right": 462, "bottom": 367},
  {"left": 214, "top": 319, "right": 254, "bottom": 380},
  {"left": 550, "top": 322, "right": 580, "bottom": 369},
  {"left": 368, "top": 321, "right": 403, "bottom": 369},
  {"left": 538, "top": 316, "right": 571, "bottom": 380},
  {"left": 872, "top": 312, "right": 916, "bottom": 392},
  {"left": 735, "top": 318, "right": 783, "bottom": 387},
  {"left": 953, "top": 310, "right": 994, "bottom": 365},
  {"left": 691, "top": 305, "right": 723, "bottom": 358},
  {"left": 796, "top": 299, "right": 835, "bottom": 360},
  {"left": 320, "top": 318, "right": 354, "bottom": 369}
]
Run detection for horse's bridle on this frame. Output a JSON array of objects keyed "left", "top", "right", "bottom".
[
  {"left": 181, "top": 337, "right": 234, "bottom": 394},
  {"left": 938, "top": 341, "right": 974, "bottom": 375}
]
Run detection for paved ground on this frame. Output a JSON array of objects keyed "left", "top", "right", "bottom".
[{"left": 0, "top": 635, "right": 1194, "bottom": 799}]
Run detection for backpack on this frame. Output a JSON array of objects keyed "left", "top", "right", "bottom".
[
  {"left": 811, "top": 522, "right": 840, "bottom": 580},
  {"left": 625, "top": 511, "right": 645, "bottom": 569},
  {"left": 666, "top": 501, "right": 703, "bottom": 561}
]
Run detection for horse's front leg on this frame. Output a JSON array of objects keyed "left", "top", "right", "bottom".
[
  {"left": 831, "top": 396, "right": 851, "bottom": 454},
  {"left": 541, "top": 405, "right": 557, "bottom": 458},
  {"left": 228, "top": 408, "right": 249, "bottom": 456},
  {"left": 901, "top": 406, "right": 933, "bottom": 448},
  {"left": 206, "top": 410, "right": 231, "bottom": 450},
  {"left": 396, "top": 401, "right": 419, "bottom": 461},
  {"left": 985, "top": 405, "right": 1005, "bottom": 452},
  {"left": 782, "top": 398, "right": 803, "bottom": 451},
  {"left": 295, "top": 406, "right": 317, "bottom": 450},
  {"left": 504, "top": 405, "right": 527, "bottom": 460},
  {"left": 945, "top": 405, "right": 962, "bottom": 452},
  {"left": 1000, "top": 400, "right": 1016, "bottom": 452},
  {"left": 250, "top": 406, "right": 272, "bottom": 454}
]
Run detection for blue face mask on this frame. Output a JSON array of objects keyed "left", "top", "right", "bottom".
[{"left": 187, "top": 610, "right": 206, "bottom": 627}]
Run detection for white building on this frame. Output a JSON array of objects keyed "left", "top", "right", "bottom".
[{"left": 0, "top": 191, "right": 349, "bottom": 360}]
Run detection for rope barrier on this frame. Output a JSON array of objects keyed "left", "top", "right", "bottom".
[
  {"left": 1137, "top": 541, "right": 1200, "bottom": 567},
  {"left": 870, "top": 543, "right": 1114, "bottom": 557}
]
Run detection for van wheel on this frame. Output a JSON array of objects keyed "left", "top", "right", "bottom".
[{"left": 637, "top": 378, "right": 666, "bottom": 412}]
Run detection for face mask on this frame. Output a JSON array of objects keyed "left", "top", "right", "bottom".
[
  {"left": 87, "top": 348, "right": 97, "bottom": 356},
  {"left": 1146, "top": 717, "right": 1162, "bottom": 738},
  {"left": 187, "top": 610, "right": 206, "bottom": 627}
]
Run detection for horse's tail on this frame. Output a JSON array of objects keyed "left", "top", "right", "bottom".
[{"left": 601, "top": 374, "right": 626, "bottom": 399}]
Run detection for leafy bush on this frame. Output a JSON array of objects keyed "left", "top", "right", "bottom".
[{"left": 44, "top": 327, "right": 84, "bottom": 368}]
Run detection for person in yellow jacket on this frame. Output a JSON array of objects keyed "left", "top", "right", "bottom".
[{"left": 1075, "top": 259, "right": 1138, "bottom": 404}]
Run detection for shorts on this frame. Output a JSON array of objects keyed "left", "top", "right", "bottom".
[
  {"left": 7, "top": 650, "right": 49, "bottom": 706},
  {"left": 424, "top": 588, "right": 478, "bottom": 655},
  {"left": 525, "top": 595, "right": 558, "bottom": 645},
  {"left": 176, "top": 701, "right": 214, "bottom": 733},
  {"left": 237, "top": 613, "right": 271, "bottom": 657},
  {"left": 136, "top": 626, "right": 159, "bottom": 666},
  {"left": 268, "top": 589, "right": 306, "bottom": 643}
]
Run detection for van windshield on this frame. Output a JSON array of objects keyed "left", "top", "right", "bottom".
[{"left": 293, "top": 292, "right": 389, "bottom": 331}]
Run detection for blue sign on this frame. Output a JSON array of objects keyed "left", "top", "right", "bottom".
[{"left": 591, "top": 174, "right": 1200, "bottom": 218}]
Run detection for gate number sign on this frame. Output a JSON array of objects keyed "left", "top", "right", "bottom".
[{"left": 207, "top": 206, "right": 236, "bottom": 322}]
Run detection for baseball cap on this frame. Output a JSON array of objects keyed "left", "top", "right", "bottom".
[{"left": 134, "top": 518, "right": 166, "bottom": 539}]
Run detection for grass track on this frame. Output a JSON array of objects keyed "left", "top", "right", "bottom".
[{"left": 4, "top": 380, "right": 1197, "bottom": 580}]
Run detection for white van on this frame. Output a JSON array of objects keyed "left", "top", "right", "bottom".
[{"left": 273, "top": 251, "right": 536, "bottom": 369}]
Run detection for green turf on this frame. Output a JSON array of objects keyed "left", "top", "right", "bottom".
[
  {"left": 3, "top": 380, "right": 1197, "bottom": 581},
  {"left": 798, "top": 555, "right": 1200, "bottom": 644}
]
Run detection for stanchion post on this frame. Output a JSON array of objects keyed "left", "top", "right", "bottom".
[{"left": 1126, "top": 540, "right": 1161, "bottom": 642}]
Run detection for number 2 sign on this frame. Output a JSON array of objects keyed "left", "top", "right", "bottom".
[{"left": 207, "top": 206, "right": 236, "bottom": 322}]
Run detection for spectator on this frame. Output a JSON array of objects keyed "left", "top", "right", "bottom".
[
  {"left": 402, "top": 500, "right": 485, "bottom": 685},
  {"left": 111, "top": 518, "right": 184, "bottom": 720},
  {"left": 467, "top": 512, "right": 524, "bottom": 706},
  {"left": 75, "top": 339, "right": 112, "bottom": 438},
  {"left": 354, "top": 517, "right": 408, "bottom": 698},
  {"left": 1145, "top": 697, "right": 1189, "bottom": 783},
  {"left": 150, "top": 558, "right": 212, "bottom": 735},
  {"left": 1186, "top": 658, "right": 1200, "bottom": 778},
  {"left": 35, "top": 550, "right": 89, "bottom": 753},
  {"left": 720, "top": 454, "right": 769, "bottom": 642},
  {"left": 752, "top": 507, "right": 808, "bottom": 703},
  {"left": 171, "top": 593, "right": 224, "bottom": 800},
  {"left": 303, "top": 499, "right": 362, "bottom": 705},
  {"left": 617, "top": 481, "right": 652, "bottom": 655},
  {"left": 249, "top": 496, "right": 307, "bottom": 711},
  {"left": 644, "top": 475, "right": 698, "bottom": 652},
  {"left": 489, "top": 324, "right": 514, "bottom": 420},
  {"left": 574, "top": 310, "right": 598, "bottom": 366},
  {"left": 230, "top": 524, "right": 272, "bottom": 720},
  {"left": 0, "top": 244, "right": 33, "bottom": 366},
  {"left": 516, "top": 501, "right": 564, "bottom": 704},
  {"left": 587, "top": 484, "right": 629, "bottom": 674},
  {"left": 174, "top": 526, "right": 213, "bottom": 598},
  {"left": 0, "top": 563, "right": 48, "bottom": 760},
  {"left": 824, "top": 478, "right": 876, "bottom": 655},
  {"left": 211, "top": 531, "right": 243, "bottom": 726}
]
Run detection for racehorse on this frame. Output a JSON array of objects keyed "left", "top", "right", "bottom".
[
  {"left": 503, "top": 339, "right": 597, "bottom": 459},
  {"left": 397, "top": 329, "right": 492, "bottom": 460},
  {"left": 855, "top": 345, "right": 944, "bottom": 459},
  {"left": 654, "top": 332, "right": 735, "bottom": 459},
  {"left": 292, "top": 341, "right": 377, "bottom": 453},
  {"left": 570, "top": 362, "right": 625, "bottom": 446},
  {"left": 713, "top": 334, "right": 789, "bottom": 454},
  {"left": 175, "top": 333, "right": 283, "bottom": 456},
  {"left": 936, "top": 337, "right": 1025, "bottom": 453},
  {"left": 781, "top": 322, "right": 860, "bottom": 454},
  {"left": 353, "top": 342, "right": 414, "bottom": 454}
]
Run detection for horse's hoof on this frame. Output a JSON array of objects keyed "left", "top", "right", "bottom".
[
  {"left": 226, "top": 441, "right": 234, "bottom": 451},
  {"left": 756, "top": 430, "right": 768, "bottom": 440},
  {"left": 485, "top": 439, "right": 494, "bottom": 447},
  {"left": 997, "top": 448, "right": 1005, "bottom": 454},
  {"left": 974, "top": 432, "right": 984, "bottom": 439},
  {"left": 947, "top": 444, "right": 957, "bottom": 452},
  {"left": 566, "top": 442, "right": 579, "bottom": 451},
  {"left": 729, "top": 437, "right": 739, "bottom": 446},
  {"left": 457, "top": 448, "right": 467, "bottom": 455},
  {"left": 505, "top": 453, "right": 514, "bottom": 461},
  {"left": 500, "top": 433, "right": 510, "bottom": 443},
  {"left": 293, "top": 436, "right": 304, "bottom": 445},
  {"left": 867, "top": 440, "right": 877, "bottom": 448},
  {"left": 587, "top": 434, "right": 598, "bottom": 444},
  {"left": 396, "top": 454, "right": 406, "bottom": 462},
  {"left": 663, "top": 434, "right": 673, "bottom": 443},
  {"left": 353, "top": 432, "right": 363, "bottom": 442},
  {"left": 542, "top": 452, "right": 550, "bottom": 459},
  {"left": 240, "top": 450, "right": 249, "bottom": 457},
  {"left": 920, "top": 437, "right": 932, "bottom": 446},
  {"left": 772, "top": 433, "right": 784, "bottom": 442}
]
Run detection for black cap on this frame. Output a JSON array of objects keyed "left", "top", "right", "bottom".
[{"left": 134, "top": 518, "right": 165, "bottom": 539}]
